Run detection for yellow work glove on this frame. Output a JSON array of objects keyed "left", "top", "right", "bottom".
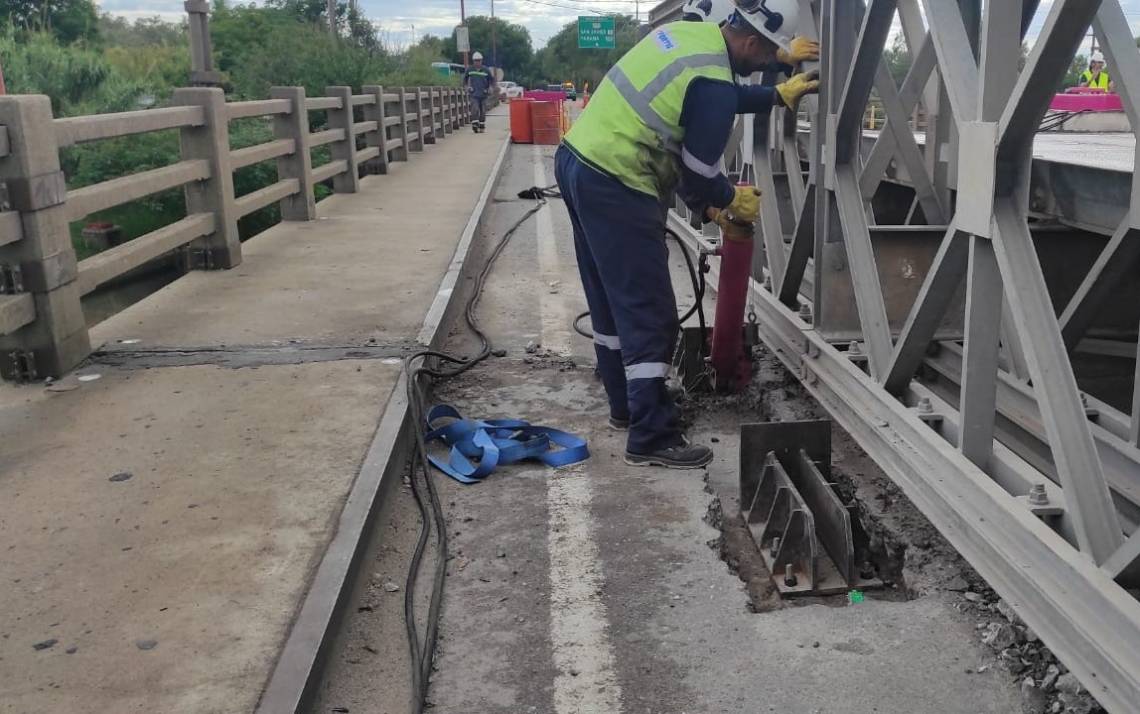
[
  {"left": 715, "top": 185, "right": 761, "bottom": 227},
  {"left": 776, "top": 69, "right": 821, "bottom": 110},
  {"left": 777, "top": 36, "right": 820, "bottom": 65}
]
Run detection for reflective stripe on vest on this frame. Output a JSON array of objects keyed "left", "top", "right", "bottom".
[{"left": 564, "top": 22, "right": 733, "bottom": 197}]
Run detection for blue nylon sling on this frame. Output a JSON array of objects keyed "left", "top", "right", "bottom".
[{"left": 423, "top": 404, "right": 590, "bottom": 484}]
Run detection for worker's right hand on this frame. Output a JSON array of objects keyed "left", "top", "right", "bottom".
[
  {"left": 776, "top": 70, "right": 821, "bottom": 109},
  {"left": 722, "top": 185, "right": 762, "bottom": 225}
]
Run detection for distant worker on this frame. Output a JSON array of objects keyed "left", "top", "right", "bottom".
[
  {"left": 1079, "top": 51, "right": 1114, "bottom": 91},
  {"left": 465, "top": 52, "right": 496, "bottom": 133},
  {"left": 556, "top": 1, "right": 820, "bottom": 469}
]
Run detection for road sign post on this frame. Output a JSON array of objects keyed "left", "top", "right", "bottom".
[{"left": 578, "top": 16, "right": 616, "bottom": 50}]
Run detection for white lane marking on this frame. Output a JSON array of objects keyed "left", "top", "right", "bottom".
[
  {"left": 546, "top": 467, "right": 624, "bottom": 714},
  {"left": 533, "top": 147, "right": 574, "bottom": 356}
]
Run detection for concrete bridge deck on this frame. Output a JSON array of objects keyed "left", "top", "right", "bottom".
[{"left": 0, "top": 114, "right": 509, "bottom": 713}]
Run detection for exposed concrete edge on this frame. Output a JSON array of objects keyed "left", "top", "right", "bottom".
[{"left": 254, "top": 134, "right": 513, "bottom": 713}]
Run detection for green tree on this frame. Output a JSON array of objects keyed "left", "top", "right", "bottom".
[
  {"left": 440, "top": 15, "right": 534, "bottom": 77},
  {"left": 536, "top": 15, "right": 640, "bottom": 90},
  {"left": 97, "top": 13, "right": 185, "bottom": 47},
  {"left": 1064, "top": 53, "right": 1088, "bottom": 88},
  {"left": 0, "top": 0, "right": 98, "bottom": 43}
]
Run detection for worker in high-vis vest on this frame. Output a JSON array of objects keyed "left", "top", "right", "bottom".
[
  {"left": 465, "top": 52, "right": 495, "bottom": 132},
  {"left": 1079, "top": 51, "right": 1112, "bottom": 91},
  {"left": 556, "top": 0, "right": 820, "bottom": 469}
]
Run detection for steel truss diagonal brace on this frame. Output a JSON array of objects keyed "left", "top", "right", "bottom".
[{"left": 992, "top": 200, "right": 1123, "bottom": 563}]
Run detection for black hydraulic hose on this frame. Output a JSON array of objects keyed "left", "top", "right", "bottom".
[
  {"left": 573, "top": 229, "right": 706, "bottom": 340},
  {"left": 403, "top": 185, "right": 559, "bottom": 714}
]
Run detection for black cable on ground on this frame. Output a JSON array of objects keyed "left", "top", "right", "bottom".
[
  {"left": 402, "top": 185, "right": 560, "bottom": 714},
  {"left": 572, "top": 229, "right": 706, "bottom": 345}
]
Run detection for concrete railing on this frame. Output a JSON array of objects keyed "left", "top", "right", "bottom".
[{"left": 0, "top": 84, "right": 470, "bottom": 380}]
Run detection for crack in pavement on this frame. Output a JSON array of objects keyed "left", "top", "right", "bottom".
[{"left": 88, "top": 341, "right": 424, "bottom": 370}]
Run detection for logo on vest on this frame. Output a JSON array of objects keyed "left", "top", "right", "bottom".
[{"left": 654, "top": 29, "right": 677, "bottom": 51}]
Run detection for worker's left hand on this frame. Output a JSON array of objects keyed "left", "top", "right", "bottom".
[
  {"left": 776, "top": 36, "right": 820, "bottom": 66},
  {"left": 713, "top": 185, "right": 761, "bottom": 226},
  {"left": 776, "top": 70, "right": 821, "bottom": 109}
]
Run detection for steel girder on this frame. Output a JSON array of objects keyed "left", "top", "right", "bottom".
[{"left": 652, "top": 1, "right": 1140, "bottom": 710}]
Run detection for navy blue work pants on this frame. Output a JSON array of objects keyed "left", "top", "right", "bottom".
[{"left": 555, "top": 145, "right": 682, "bottom": 454}]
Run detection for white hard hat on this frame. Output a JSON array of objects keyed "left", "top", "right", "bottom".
[
  {"left": 472, "top": 51, "right": 484, "bottom": 61},
  {"left": 1091, "top": 51, "right": 1105, "bottom": 64},
  {"left": 682, "top": 0, "right": 737, "bottom": 25},
  {"left": 734, "top": 0, "right": 799, "bottom": 51}
]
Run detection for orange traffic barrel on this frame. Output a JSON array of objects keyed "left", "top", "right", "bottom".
[
  {"left": 530, "top": 101, "right": 562, "bottom": 146},
  {"left": 510, "top": 97, "right": 535, "bottom": 144}
]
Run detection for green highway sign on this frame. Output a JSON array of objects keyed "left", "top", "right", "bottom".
[{"left": 578, "top": 16, "right": 616, "bottom": 50}]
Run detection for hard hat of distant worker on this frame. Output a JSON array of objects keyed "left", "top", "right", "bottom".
[
  {"left": 472, "top": 51, "right": 484, "bottom": 61},
  {"left": 681, "top": 0, "right": 736, "bottom": 25},
  {"left": 1091, "top": 51, "right": 1106, "bottom": 65},
  {"left": 733, "top": 0, "right": 799, "bottom": 51}
]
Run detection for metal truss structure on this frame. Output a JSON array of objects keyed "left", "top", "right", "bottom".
[{"left": 650, "top": 1, "right": 1140, "bottom": 710}]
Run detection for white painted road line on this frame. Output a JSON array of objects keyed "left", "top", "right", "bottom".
[
  {"left": 546, "top": 466, "right": 624, "bottom": 714},
  {"left": 533, "top": 147, "right": 575, "bottom": 356}
]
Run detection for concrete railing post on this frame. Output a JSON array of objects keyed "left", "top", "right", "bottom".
[
  {"left": 271, "top": 86, "right": 316, "bottom": 220},
  {"left": 409, "top": 87, "right": 425, "bottom": 152},
  {"left": 0, "top": 95, "right": 90, "bottom": 379},
  {"left": 437, "top": 87, "right": 450, "bottom": 135},
  {"left": 171, "top": 86, "right": 241, "bottom": 269},
  {"left": 418, "top": 87, "right": 435, "bottom": 146},
  {"left": 430, "top": 87, "right": 440, "bottom": 141},
  {"left": 439, "top": 87, "right": 451, "bottom": 135},
  {"left": 361, "top": 85, "right": 390, "bottom": 175},
  {"left": 325, "top": 86, "right": 360, "bottom": 193},
  {"left": 451, "top": 88, "right": 461, "bottom": 129},
  {"left": 391, "top": 88, "right": 411, "bottom": 161}
]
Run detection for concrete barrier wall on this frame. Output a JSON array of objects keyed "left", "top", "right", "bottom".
[{"left": 0, "top": 84, "right": 470, "bottom": 380}]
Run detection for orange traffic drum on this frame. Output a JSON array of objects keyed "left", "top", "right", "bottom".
[
  {"left": 509, "top": 97, "right": 535, "bottom": 144},
  {"left": 530, "top": 101, "right": 563, "bottom": 146}
]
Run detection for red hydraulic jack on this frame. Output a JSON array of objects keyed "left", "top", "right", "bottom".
[{"left": 708, "top": 205, "right": 755, "bottom": 393}]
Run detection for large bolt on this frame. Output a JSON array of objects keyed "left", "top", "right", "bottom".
[
  {"left": 848, "top": 341, "right": 861, "bottom": 356},
  {"left": 916, "top": 396, "right": 933, "bottom": 414},
  {"left": 769, "top": 536, "right": 781, "bottom": 557},
  {"left": 763, "top": 275, "right": 772, "bottom": 291},
  {"left": 1028, "top": 483, "right": 1049, "bottom": 506},
  {"left": 798, "top": 303, "right": 812, "bottom": 321},
  {"left": 784, "top": 563, "right": 798, "bottom": 587},
  {"left": 860, "top": 561, "right": 876, "bottom": 580}
]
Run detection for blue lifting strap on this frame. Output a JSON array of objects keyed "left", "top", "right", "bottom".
[{"left": 423, "top": 404, "right": 590, "bottom": 484}]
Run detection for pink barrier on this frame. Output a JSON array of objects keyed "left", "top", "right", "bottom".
[
  {"left": 1049, "top": 89, "right": 1124, "bottom": 112},
  {"left": 523, "top": 90, "right": 566, "bottom": 105}
]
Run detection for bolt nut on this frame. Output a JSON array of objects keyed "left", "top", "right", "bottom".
[
  {"left": 916, "top": 396, "right": 933, "bottom": 414},
  {"left": 798, "top": 303, "right": 812, "bottom": 321},
  {"left": 860, "top": 561, "right": 876, "bottom": 580},
  {"left": 1028, "top": 483, "right": 1049, "bottom": 506},
  {"left": 763, "top": 276, "right": 772, "bottom": 291},
  {"left": 848, "top": 341, "right": 861, "bottom": 356},
  {"left": 784, "top": 563, "right": 798, "bottom": 587},
  {"left": 770, "top": 537, "right": 781, "bottom": 557}
]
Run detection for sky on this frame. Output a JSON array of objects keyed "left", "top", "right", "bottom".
[
  {"left": 95, "top": 0, "right": 1140, "bottom": 52},
  {"left": 94, "top": 0, "right": 652, "bottom": 48}
]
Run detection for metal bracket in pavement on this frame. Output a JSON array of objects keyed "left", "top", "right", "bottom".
[{"left": 740, "top": 420, "right": 881, "bottom": 597}]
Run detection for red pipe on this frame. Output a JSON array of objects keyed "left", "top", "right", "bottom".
[{"left": 708, "top": 216, "right": 754, "bottom": 392}]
